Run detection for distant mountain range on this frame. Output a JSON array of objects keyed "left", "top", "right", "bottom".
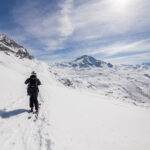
[
  {"left": 56, "top": 55, "right": 113, "bottom": 68},
  {"left": 50, "top": 55, "right": 150, "bottom": 104},
  {"left": 121, "top": 63, "right": 150, "bottom": 70},
  {"left": 55, "top": 54, "right": 150, "bottom": 70},
  {"left": 0, "top": 34, "right": 33, "bottom": 59}
]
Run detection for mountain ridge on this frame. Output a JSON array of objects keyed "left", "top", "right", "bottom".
[
  {"left": 0, "top": 33, "right": 34, "bottom": 59},
  {"left": 56, "top": 55, "right": 113, "bottom": 68}
]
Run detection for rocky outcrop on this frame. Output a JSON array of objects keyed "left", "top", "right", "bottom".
[{"left": 0, "top": 34, "right": 34, "bottom": 59}]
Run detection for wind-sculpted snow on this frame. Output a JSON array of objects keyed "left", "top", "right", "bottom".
[
  {"left": 1, "top": 52, "right": 150, "bottom": 150},
  {"left": 50, "top": 56, "right": 150, "bottom": 105}
]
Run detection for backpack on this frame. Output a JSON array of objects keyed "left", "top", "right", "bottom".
[{"left": 29, "top": 78, "right": 38, "bottom": 88}]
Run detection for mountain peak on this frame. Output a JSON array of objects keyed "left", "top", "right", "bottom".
[
  {"left": 0, "top": 34, "right": 6, "bottom": 39},
  {"left": 70, "top": 55, "right": 113, "bottom": 68},
  {"left": 0, "top": 33, "right": 34, "bottom": 59},
  {"left": 76, "top": 55, "right": 94, "bottom": 59},
  {"left": 75, "top": 55, "right": 96, "bottom": 62}
]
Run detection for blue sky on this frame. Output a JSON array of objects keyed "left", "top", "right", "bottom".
[{"left": 0, "top": 0, "right": 150, "bottom": 64}]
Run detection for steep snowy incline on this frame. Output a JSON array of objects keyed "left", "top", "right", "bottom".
[
  {"left": 0, "top": 52, "right": 55, "bottom": 150},
  {"left": 0, "top": 52, "right": 150, "bottom": 150}
]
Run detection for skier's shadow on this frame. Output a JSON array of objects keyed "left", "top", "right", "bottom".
[{"left": 0, "top": 109, "right": 29, "bottom": 118}]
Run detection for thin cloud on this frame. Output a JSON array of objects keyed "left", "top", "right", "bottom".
[
  {"left": 85, "top": 39, "right": 150, "bottom": 56},
  {"left": 58, "top": 0, "right": 74, "bottom": 37},
  {"left": 105, "top": 52, "right": 150, "bottom": 64},
  {"left": 71, "top": 0, "right": 150, "bottom": 41},
  {"left": 12, "top": 0, "right": 74, "bottom": 51},
  {"left": 10, "top": 0, "right": 150, "bottom": 64}
]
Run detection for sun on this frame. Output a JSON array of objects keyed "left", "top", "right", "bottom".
[
  {"left": 114, "top": 0, "right": 129, "bottom": 6},
  {"left": 112, "top": 0, "right": 131, "bottom": 12}
]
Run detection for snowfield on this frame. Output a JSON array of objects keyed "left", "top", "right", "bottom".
[
  {"left": 50, "top": 56, "right": 150, "bottom": 105},
  {"left": 0, "top": 52, "right": 150, "bottom": 150}
]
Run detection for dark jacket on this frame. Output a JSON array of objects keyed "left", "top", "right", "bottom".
[{"left": 25, "top": 75, "right": 41, "bottom": 95}]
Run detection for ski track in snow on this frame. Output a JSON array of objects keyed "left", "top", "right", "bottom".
[
  {"left": 0, "top": 58, "right": 54, "bottom": 150},
  {"left": 0, "top": 91, "right": 53, "bottom": 150}
]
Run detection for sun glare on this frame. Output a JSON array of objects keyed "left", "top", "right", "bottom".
[{"left": 112, "top": 0, "right": 130, "bottom": 12}]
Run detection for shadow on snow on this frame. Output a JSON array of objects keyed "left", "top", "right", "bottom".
[{"left": 0, "top": 109, "right": 29, "bottom": 118}]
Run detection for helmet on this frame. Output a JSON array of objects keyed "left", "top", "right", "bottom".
[
  {"left": 30, "top": 71, "right": 37, "bottom": 78},
  {"left": 31, "top": 71, "right": 36, "bottom": 75}
]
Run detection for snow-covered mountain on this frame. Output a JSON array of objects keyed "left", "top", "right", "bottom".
[
  {"left": 0, "top": 34, "right": 33, "bottom": 59},
  {"left": 0, "top": 35, "right": 150, "bottom": 150},
  {"left": 141, "top": 63, "right": 150, "bottom": 69},
  {"left": 121, "top": 63, "right": 150, "bottom": 70},
  {"left": 50, "top": 55, "right": 150, "bottom": 104},
  {"left": 56, "top": 55, "right": 113, "bottom": 68}
]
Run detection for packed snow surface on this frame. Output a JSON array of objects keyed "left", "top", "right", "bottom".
[{"left": 0, "top": 52, "right": 150, "bottom": 150}]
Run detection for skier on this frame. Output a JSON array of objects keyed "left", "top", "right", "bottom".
[{"left": 25, "top": 71, "right": 41, "bottom": 113}]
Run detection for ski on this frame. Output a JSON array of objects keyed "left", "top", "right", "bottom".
[
  {"left": 28, "top": 104, "right": 41, "bottom": 121},
  {"left": 33, "top": 106, "right": 40, "bottom": 121},
  {"left": 28, "top": 111, "right": 34, "bottom": 119}
]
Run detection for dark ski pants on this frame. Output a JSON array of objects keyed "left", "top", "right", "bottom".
[{"left": 29, "top": 93, "right": 39, "bottom": 111}]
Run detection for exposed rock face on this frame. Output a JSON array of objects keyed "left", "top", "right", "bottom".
[
  {"left": 69, "top": 55, "right": 113, "bottom": 68},
  {"left": 0, "top": 34, "right": 34, "bottom": 59}
]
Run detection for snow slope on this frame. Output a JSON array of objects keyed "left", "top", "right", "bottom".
[{"left": 0, "top": 52, "right": 150, "bottom": 150}]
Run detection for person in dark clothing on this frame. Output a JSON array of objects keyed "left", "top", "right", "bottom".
[{"left": 25, "top": 71, "right": 41, "bottom": 112}]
